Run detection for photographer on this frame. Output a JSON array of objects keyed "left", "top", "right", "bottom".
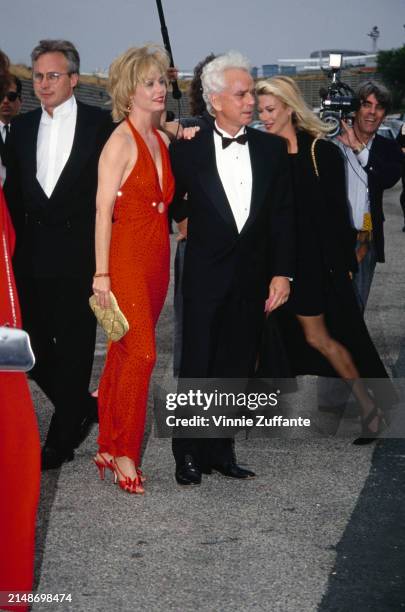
[{"left": 335, "top": 80, "right": 402, "bottom": 312}]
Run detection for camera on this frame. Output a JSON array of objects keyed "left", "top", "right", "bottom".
[{"left": 319, "top": 54, "right": 360, "bottom": 137}]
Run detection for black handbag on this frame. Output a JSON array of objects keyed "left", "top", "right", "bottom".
[{"left": 0, "top": 230, "right": 35, "bottom": 372}]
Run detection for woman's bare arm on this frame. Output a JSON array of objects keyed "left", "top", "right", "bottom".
[{"left": 93, "top": 129, "right": 136, "bottom": 308}]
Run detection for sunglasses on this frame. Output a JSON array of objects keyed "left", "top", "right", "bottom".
[{"left": 3, "top": 91, "right": 20, "bottom": 102}]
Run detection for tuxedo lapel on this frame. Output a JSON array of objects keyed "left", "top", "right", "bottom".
[
  {"left": 26, "top": 110, "right": 41, "bottom": 179},
  {"left": 240, "top": 128, "right": 269, "bottom": 235},
  {"left": 0, "top": 132, "right": 6, "bottom": 163},
  {"left": 196, "top": 131, "right": 239, "bottom": 232},
  {"left": 49, "top": 103, "right": 95, "bottom": 202},
  {"left": 24, "top": 110, "right": 50, "bottom": 203}
]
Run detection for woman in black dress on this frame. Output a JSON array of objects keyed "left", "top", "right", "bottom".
[{"left": 256, "top": 76, "right": 394, "bottom": 443}]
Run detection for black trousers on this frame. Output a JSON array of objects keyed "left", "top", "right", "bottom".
[
  {"left": 17, "top": 275, "right": 97, "bottom": 452},
  {"left": 172, "top": 293, "right": 264, "bottom": 468},
  {"left": 173, "top": 239, "right": 186, "bottom": 377}
]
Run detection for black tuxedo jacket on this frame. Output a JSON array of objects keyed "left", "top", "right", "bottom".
[
  {"left": 4, "top": 101, "right": 113, "bottom": 278},
  {"left": 0, "top": 131, "right": 8, "bottom": 168},
  {"left": 365, "top": 133, "right": 402, "bottom": 262},
  {"left": 170, "top": 126, "right": 295, "bottom": 301}
]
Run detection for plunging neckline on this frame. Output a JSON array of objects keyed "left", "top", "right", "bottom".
[{"left": 126, "top": 118, "right": 165, "bottom": 195}]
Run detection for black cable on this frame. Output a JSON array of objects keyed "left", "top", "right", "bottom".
[
  {"left": 342, "top": 144, "right": 370, "bottom": 189},
  {"left": 155, "top": 0, "right": 182, "bottom": 100},
  {"left": 175, "top": 97, "right": 181, "bottom": 139}
]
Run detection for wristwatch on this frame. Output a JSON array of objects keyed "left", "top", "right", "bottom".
[{"left": 353, "top": 143, "right": 366, "bottom": 155}]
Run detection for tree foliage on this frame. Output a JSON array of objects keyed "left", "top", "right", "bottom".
[{"left": 377, "top": 46, "right": 405, "bottom": 109}]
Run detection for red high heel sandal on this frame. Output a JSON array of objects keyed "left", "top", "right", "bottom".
[
  {"left": 93, "top": 453, "right": 114, "bottom": 481},
  {"left": 113, "top": 459, "right": 145, "bottom": 495},
  {"left": 136, "top": 468, "right": 146, "bottom": 483}
]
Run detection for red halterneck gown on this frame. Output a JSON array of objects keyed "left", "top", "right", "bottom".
[{"left": 97, "top": 119, "right": 174, "bottom": 464}]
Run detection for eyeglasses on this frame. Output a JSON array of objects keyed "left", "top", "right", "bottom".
[
  {"left": 3, "top": 91, "right": 20, "bottom": 102},
  {"left": 33, "top": 71, "right": 71, "bottom": 83}
]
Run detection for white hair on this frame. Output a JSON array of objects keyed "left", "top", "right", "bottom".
[{"left": 201, "top": 50, "right": 251, "bottom": 113}]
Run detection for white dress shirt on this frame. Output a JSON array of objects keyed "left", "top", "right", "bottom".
[
  {"left": 0, "top": 120, "right": 8, "bottom": 185},
  {"left": 213, "top": 121, "right": 252, "bottom": 233},
  {"left": 36, "top": 95, "right": 77, "bottom": 197},
  {"left": 336, "top": 137, "right": 373, "bottom": 230},
  {"left": 0, "top": 120, "right": 8, "bottom": 142}
]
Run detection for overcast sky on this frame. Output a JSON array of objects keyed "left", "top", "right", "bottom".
[{"left": 2, "top": 0, "right": 405, "bottom": 73}]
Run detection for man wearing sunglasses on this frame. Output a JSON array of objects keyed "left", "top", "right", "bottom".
[
  {"left": 4, "top": 40, "right": 113, "bottom": 470},
  {"left": 0, "top": 75, "right": 21, "bottom": 184}
]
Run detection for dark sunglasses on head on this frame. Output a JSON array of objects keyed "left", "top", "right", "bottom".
[{"left": 3, "top": 91, "right": 20, "bottom": 102}]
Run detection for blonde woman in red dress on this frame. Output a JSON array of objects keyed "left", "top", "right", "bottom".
[{"left": 92, "top": 45, "right": 174, "bottom": 494}]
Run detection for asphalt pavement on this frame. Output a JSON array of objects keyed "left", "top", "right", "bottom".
[{"left": 30, "top": 183, "right": 405, "bottom": 612}]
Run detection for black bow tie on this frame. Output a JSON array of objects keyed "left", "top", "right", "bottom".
[{"left": 214, "top": 126, "right": 248, "bottom": 149}]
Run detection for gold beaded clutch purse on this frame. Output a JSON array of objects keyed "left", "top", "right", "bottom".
[{"left": 89, "top": 292, "right": 129, "bottom": 342}]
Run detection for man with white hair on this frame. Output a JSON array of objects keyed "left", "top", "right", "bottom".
[{"left": 170, "top": 51, "right": 295, "bottom": 486}]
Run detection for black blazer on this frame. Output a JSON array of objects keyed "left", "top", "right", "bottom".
[
  {"left": 365, "top": 134, "right": 402, "bottom": 262},
  {"left": 296, "top": 131, "right": 358, "bottom": 274},
  {"left": 170, "top": 126, "right": 295, "bottom": 301},
  {"left": 4, "top": 101, "right": 113, "bottom": 278},
  {"left": 0, "top": 131, "right": 8, "bottom": 168}
]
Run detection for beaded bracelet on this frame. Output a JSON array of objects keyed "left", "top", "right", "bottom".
[{"left": 94, "top": 273, "right": 110, "bottom": 278}]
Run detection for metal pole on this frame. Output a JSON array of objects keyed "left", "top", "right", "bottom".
[{"left": 155, "top": 0, "right": 182, "bottom": 99}]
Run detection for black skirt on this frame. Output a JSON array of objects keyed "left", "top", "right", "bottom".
[{"left": 257, "top": 271, "right": 397, "bottom": 408}]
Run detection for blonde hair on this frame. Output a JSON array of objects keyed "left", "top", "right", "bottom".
[
  {"left": 256, "top": 76, "right": 332, "bottom": 137},
  {"left": 108, "top": 44, "right": 170, "bottom": 122}
]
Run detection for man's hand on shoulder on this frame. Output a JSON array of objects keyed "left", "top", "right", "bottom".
[{"left": 182, "top": 126, "right": 200, "bottom": 140}]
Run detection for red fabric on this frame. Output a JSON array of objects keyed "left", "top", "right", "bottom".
[
  {"left": 0, "top": 187, "right": 40, "bottom": 612},
  {"left": 98, "top": 122, "right": 174, "bottom": 464}
]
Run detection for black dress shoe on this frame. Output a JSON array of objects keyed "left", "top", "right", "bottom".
[
  {"left": 41, "top": 446, "right": 74, "bottom": 471},
  {"left": 211, "top": 461, "right": 256, "bottom": 479},
  {"left": 175, "top": 455, "right": 202, "bottom": 486}
]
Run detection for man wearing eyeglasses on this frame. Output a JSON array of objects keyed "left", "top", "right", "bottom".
[
  {"left": 4, "top": 40, "right": 113, "bottom": 470},
  {"left": 0, "top": 75, "right": 22, "bottom": 184}
]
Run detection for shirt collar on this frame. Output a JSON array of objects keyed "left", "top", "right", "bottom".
[
  {"left": 214, "top": 121, "right": 246, "bottom": 140},
  {"left": 41, "top": 95, "right": 77, "bottom": 123},
  {"left": 365, "top": 134, "right": 375, "bottom": 147}
]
